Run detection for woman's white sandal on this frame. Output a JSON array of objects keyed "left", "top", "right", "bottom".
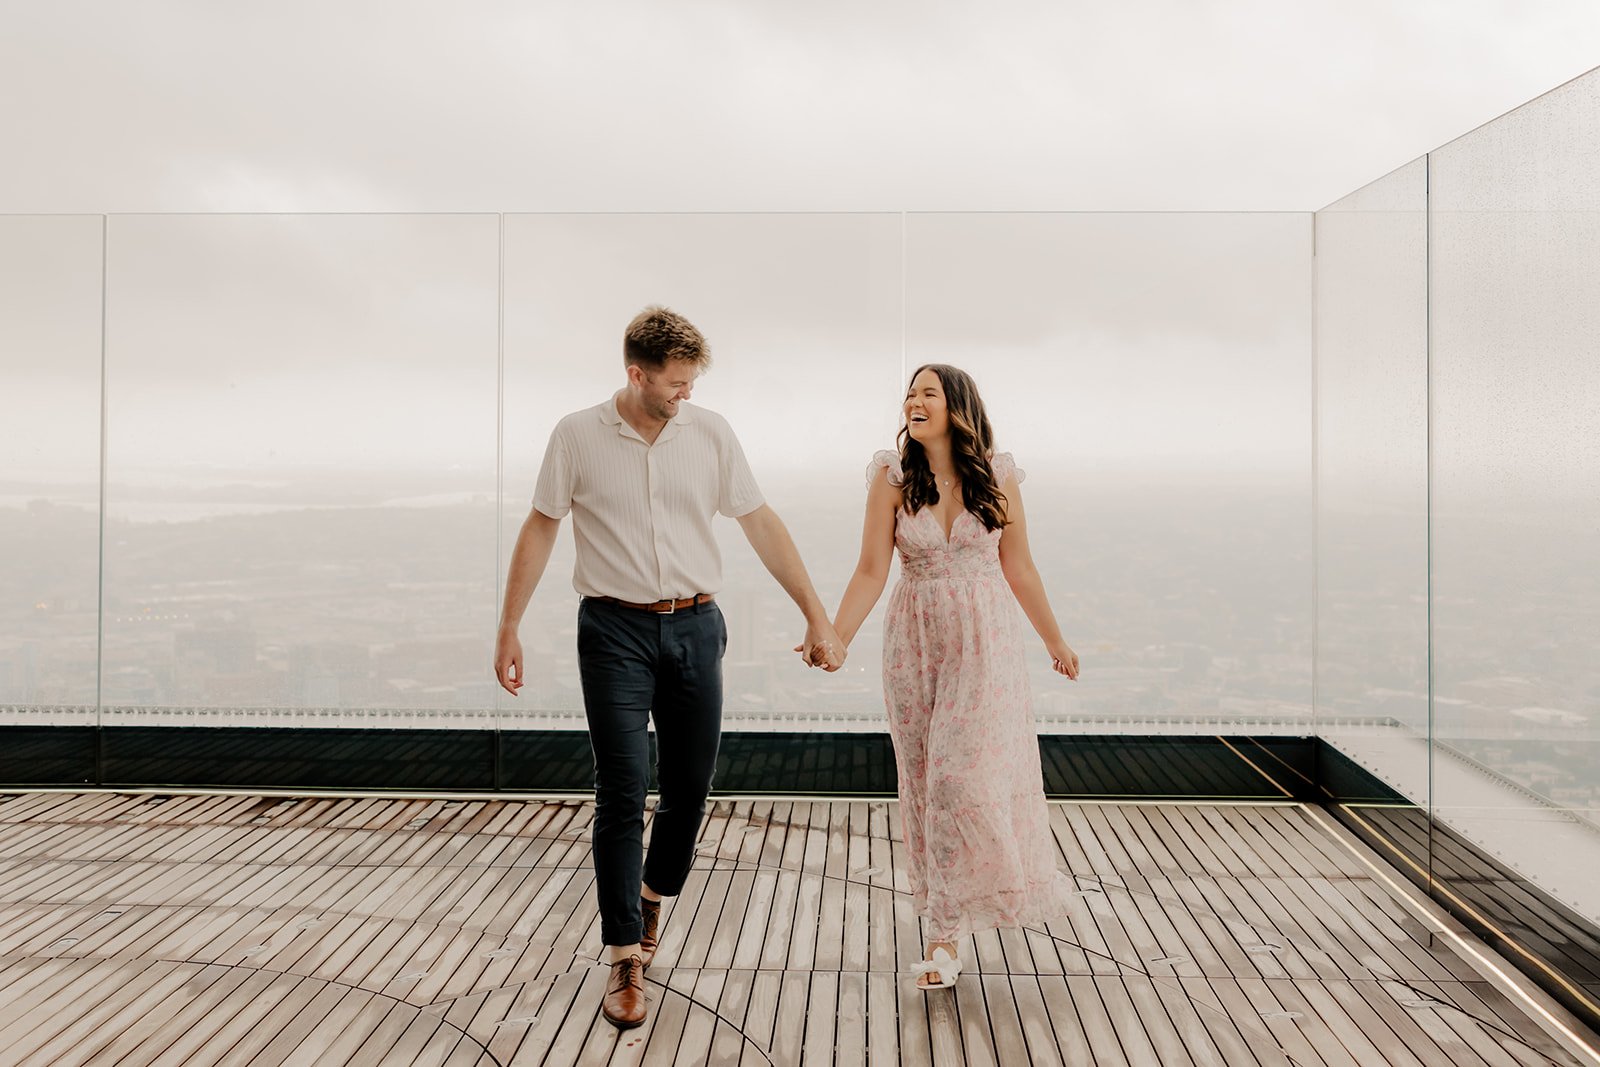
[{"left": 910, "top": 944, "right": 962, "bottom": 989}]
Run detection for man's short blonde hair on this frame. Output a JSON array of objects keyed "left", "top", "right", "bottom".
[{"left": 624, "top": 306, "right": 711, "bottom": 371}]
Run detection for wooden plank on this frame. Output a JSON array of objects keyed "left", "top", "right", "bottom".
[
  {"left": 1296, "top": 978, "right": 1428, "bottom": 1067},
  {"left": 716, "top": 798, "right": 757, "bottom": 866},
  {"left": 842, "top": 878, "right": 871, "bottom": 973},
  {"left": 1004, "top": 975, "right": 1064, "bottom": 1067},
  {"left": 736, "top": 969, "right": 784, "bottom": 1067},
  {"left": 832, "top": 972, "right": 870, "bottom": 1067},
  {"left": 923, "top": 979, "right": 965, "bottom": 1067},
  {"left": 0, "top": 959, "right": 161, "bottom": 1052},
  {"left": 769, "top": 971, "right": 811, "bottom": 1067},
  {"left": 441, "top": 1037, "right": 493, "bottom": 1067},
  {"left": 0, "top": 793, "right": 1587, "bottom": 1067},
  {"left": 706, "top": 868, "right": 755, "bottom": 971},
  {"left": 299, "top": 994, "right": 411, "bottom": 1067},
  {"left": 1263, "top": 876, "right": 1392, "bottom": 981},
  {"left": 755, "top": 800, "right": 794, "bottom": 870},
  {"left": 1122, "top": 974, "right": 1202, "bottom": 1067},
  {"left": 1063, "top": 974, "right": 1130, "bottom": 1067},
  {"left": 891, "top": 871, "right": 924, "bottom": 976},
  {"left": 1144, "top": 873, "right": 1258, "bottom": 977},
  {"left": 491, "top": 966, "right": 590, "bottom": 1066},
  {"left": 1231, "top": 877, "right": 1350, "bottom": 981},
  {"left": 864, "top": 969, "right": 898, "bottom": 1067},
  {"left": 80, "top": 964, "right": 258, "bottom": 1067},
  {"left": 676, "top": 868, "right": 735, "bottom": 971},
  {"left": 706, "top": 968, "right": 754, "bottom": 1066},
  {"left": 980, "top": 972, "right": 1032, "bottom": 1066},
  {"left": 350, "top": 1001, "right": 452, "bottom": 1067},
  {"left": 410, "top": 928, "right": 513, "bottom": 1007},
  {"left": 1176, "top": 975, "right": 1286, "bottom": 1067},
  {"left": 1094, "top": 976, "right": 1164, "bottom": 1067},
  {"left": 867, "top": 884, "right": 898, "bottom": 975},
  {"left": 824, "top": 801, "right": 851, "bottom": 881},
  {"left": 650, "top": 868, "right": 711, "bottom": 972},
  {"left": 1300, "top": 876, "right": 1456, "bottom": 983},
  {"left": 514, "top": 964, "right": 609, "bottom": 1067},
  {"left": 1235, "top": 978, "right": 1356, "bottom": 1067},
  {"left": 0, "top": 958, "right": 52, "bottom": 1007},
  {"left": 730, "top": 868, "right": 779, "bottom": 970},
  {"left": 813, "top": 866, "right": 847, "bottom": 971},
  {"left": 970, "top": 928, "right": 1005, "bottom": 976},
  {"left": 802, "top": 970, "right": 840, "bottom": 1067},
  {"left": 801, "top": 802, "right": 831, "bottom": 876},
  {"left": 786, "top": 873, "right": 824, "bottom": 971},
  {"left": 18, "top": 961, "right": 194, "bottom": 1067},
  {"left": 1341, "top": 979, "right": 1497, "bottom": 1067},
  {"left": 1416, "top": 979, "right": 1582, "bottom": 1067}
]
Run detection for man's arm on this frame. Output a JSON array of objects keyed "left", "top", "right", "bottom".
[
  {"left": 495, "top": 508, "right": 564, "bottom": 694},
  {"left": 735, "top": 504, "right": 846, "bottom": 671}
]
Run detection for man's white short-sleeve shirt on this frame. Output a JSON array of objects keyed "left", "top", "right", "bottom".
[{"left": 532, "top": 396, "right": 765, "bottom": 603}]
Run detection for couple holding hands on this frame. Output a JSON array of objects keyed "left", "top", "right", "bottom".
[{"left": 494, "top": 306, "right": 1079, "bottom": 1029}]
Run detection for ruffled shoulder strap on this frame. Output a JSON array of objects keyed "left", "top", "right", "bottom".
[
  {"left": 866, "top": 449, "right": 905, "bottom": 488},
  {"left": 991, "top": 451, "right": 1025, "bottom": 485}
]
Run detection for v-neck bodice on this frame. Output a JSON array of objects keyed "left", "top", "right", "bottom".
[{"left": 866, "top": 449, "right": 1022, "bottom": 583}]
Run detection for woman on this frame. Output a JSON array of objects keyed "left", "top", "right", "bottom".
[{"left": 823, "top": 363, "right": 1080, "bottom": 989}]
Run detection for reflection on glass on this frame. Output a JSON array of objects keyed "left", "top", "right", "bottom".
[
  {"left": 1313, "top": 157, "right": 1429, "bottom": 802},
  {"left": 905, "top": 213, "right": 1314, "bottom": 734},
  {"left": 1428, "top": 70, "right": 1600, "bottom": 925},
  {"left": 0, "top": 216, "right": 103, "bottom": 724},
  {"left": 501, "top": 214, "right": 903, "bottom": 728},
  {"left": 101, "top": 215, "right": 500, "bottom": 729}
]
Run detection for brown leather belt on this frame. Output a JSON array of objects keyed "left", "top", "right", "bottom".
[{"left": 589, "top": 593, "right": 714, "bottom": 614}]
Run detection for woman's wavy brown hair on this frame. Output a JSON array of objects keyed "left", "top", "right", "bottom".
[{"left": 898, "top": 363, "right": 1009, "bottom": 532}]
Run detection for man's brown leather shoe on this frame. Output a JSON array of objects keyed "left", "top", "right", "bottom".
[
  {"left": 639, "top": 898, "right": 661, "bottom": 968},
  {"left": 602, "top": 954, "right": 647, "bottom": 1029}
]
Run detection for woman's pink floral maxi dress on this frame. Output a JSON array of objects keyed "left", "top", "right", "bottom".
[{"left": 873, "top": 450, "right": 1076, "bottom": 942}]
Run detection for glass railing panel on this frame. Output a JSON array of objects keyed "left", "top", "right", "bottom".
[
  {"left": 905, "top": 212, "right": 1314, "bottom": 736},
  {"left": 1313, "top": 157, "right": 1430, "bottom": 804},
  {"left": 0, "top": 216, "right": 104, "bottom": 727},
  {"left": 500, "top": 213, "right": 903, "bottom": 729},
  {"left": 1429, "top": 67, "right": 1600, "bottom": 928},
  {"left": 101, "top": 214, "right": 501, "bottom": 729}
]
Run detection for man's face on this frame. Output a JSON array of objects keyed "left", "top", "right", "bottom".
[{"left": 636, "top": 360, "right": 698, "bottom": 422}]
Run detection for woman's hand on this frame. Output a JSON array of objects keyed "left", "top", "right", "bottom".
[
  {"left": 1047, "top": 640, "right": 1079, "bottom": 680},
  {"left": 794, "top": 637, "right": 846, "bottom": 670}
]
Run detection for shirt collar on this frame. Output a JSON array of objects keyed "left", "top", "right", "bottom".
[{"left": 601, "top": 395, "right": 693, "bottom": 442}]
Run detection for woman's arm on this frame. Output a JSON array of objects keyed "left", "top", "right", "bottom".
[
  {"left": 996, "top": 476, "right": 1080, "bottom": 678},
  {"left": 831, "top": 466, "right": 902, "bottom": 650}
]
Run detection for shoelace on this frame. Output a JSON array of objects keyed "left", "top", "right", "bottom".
[{"left": 611, "top": 955, "right": 644, "bottom": 989}]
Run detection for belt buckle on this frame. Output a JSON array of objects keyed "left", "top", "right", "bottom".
[{"left": 662, "top": 597, "right": 676, "bottom": 614}]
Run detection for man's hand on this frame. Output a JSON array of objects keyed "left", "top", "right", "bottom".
[
  {"left": 495, "top": 628, "right": 524, "bottom": 695},
  {"left": 803, "top": 619, "right": 847, "bottom": 672},
  {"left": 494, "top": 508, "right": 562, "bottom": 697}
]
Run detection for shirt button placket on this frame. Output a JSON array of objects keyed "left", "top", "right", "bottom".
[{"left": 647, "top": 448, "right": 667, "bottom": 595}]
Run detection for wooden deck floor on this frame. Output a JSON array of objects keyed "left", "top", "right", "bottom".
[{"left": 0, "top": 791, "right": 1589, "bottom": 1067}]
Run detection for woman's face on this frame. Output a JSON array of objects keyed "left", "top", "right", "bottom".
[{"left": 904, "top": 368, "right": 949, "bottom": 443}]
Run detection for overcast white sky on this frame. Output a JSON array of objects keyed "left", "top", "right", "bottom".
[{"left": 3, "top": 0, "right": 1598, "bottom": 212}]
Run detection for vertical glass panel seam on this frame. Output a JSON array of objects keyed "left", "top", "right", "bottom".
[
  {"left": 1310, "top": 211, "right": 1319, "bottom": 742},
  {"left": 1424, "top": 155, "right": 1436, "bottom": 879},
  {"left": 495, "top": 213, "right": 506, "bottom": 733},
  {"left": 96, "top": 214, "right": 108, "bottom": 732}
]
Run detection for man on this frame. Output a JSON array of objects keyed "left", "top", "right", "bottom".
[{"left": 494, "top": 305, "right": 844, "bottom": 1030}]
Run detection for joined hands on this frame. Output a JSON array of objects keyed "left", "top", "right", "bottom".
[{"left": 795, "top": 621, "right": 846, "bottom": 672}]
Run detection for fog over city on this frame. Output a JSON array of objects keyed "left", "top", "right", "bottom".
[{"left": 2, "top": 210, "right": 1315, "bottom": 730}]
